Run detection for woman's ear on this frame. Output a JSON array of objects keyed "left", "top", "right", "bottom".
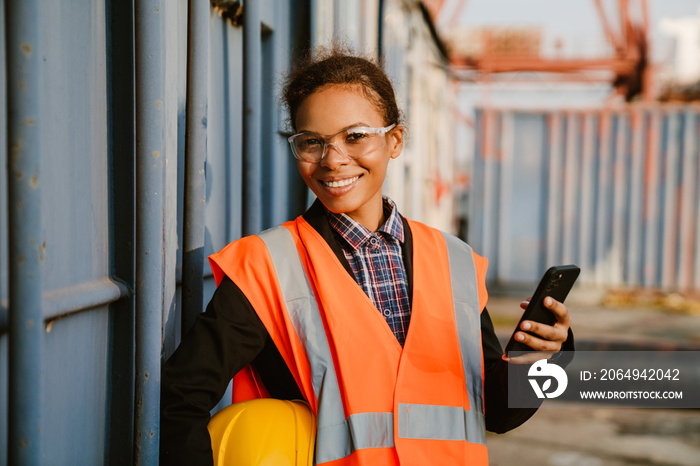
[{"left": 388, "top": 125, "right": 404, "bottom": 159}]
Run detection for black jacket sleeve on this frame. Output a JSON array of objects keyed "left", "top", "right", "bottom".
[
  {"left": 481, "top": 308, "right": 575, "bottom": 433},
  {"left": 160, "top": 275, "right": 303, "bottom": 466},
  {"left": 159, "top": 277, "right": 267, "bottom": 466}
]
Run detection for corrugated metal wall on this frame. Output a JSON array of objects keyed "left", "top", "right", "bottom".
[
  {"left": 470, "top": 106, "right": 700, "bottom": 292},
  {"left": 0, "top": 0, "right": 304, "bottom": 463},
  {"left": 1, "top": 1, "right": 456, "bottom": 464},
  {"left": 3, "top": 1, "right": 128, "bottom": 464}
]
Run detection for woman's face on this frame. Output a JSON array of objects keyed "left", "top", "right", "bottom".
[{"left": 294, "top": 85, "right": 403, "bottom": 231}]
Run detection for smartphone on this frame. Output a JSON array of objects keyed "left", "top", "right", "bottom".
[{"left": 504, "top": 265, "right": 580, "bottom": 355}]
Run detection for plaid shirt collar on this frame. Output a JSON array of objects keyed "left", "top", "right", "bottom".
[{"left": 324, "top": 196, "right": 404, "bottom": 250}]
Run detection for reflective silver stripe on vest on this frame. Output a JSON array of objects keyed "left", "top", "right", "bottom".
[
  {"left": 398, "top": 403, "right": 483, "bottom": 442},
  {"left": 258, "top": 225, "right": 486, "bottom": 463},
  {"left": 258, "top": 226, "right": 353, "bottom": 463},
  {"left": 441, "top": 232, "right": 486, "bottom": 446},
  {"left": 348, "top": 412, "right": 395, "bottom": 449}
]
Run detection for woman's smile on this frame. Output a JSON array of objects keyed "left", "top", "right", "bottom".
[{"left": 319, "top": 175, "right": 361, "bottom": 189}]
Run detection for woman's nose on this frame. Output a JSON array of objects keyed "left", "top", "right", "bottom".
[{"left": 319, "top": 142, "right": 349, "bottom": 170}]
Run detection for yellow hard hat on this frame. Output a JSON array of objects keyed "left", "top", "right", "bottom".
[{"left": 208, "top": 398, "right": 316, "bottom": 466}]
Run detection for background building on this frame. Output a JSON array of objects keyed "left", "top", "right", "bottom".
[{"left": 438, "top": 0, "right": 700, "bottom": 291}]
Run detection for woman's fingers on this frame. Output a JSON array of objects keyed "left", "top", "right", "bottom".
[
  {"left": 515, "top": 297, "right": 571, "bottom": 352},
  {"left": 544, "top": 297, "right": 571, "bottom": 327},
  {"left": 513, "top": 328, "right": 564, "bottom": 352}
]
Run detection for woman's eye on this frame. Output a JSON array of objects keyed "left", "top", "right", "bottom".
[
  {"left": 346, "top": 131, "right": 369, "bottom": 143},
  {"left": 298, "top": 137, "right": 323, "bottom": 148}
]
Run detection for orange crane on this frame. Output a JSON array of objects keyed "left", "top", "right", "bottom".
[{"left": 429, "top": 0, "right": 651, "bottom": 101}]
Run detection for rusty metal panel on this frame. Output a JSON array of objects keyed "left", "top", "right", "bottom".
[{"left": 471, "top": 105, "right": 700, "bottom": 292}]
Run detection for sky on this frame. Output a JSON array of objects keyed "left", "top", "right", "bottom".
[{"left": 437, "top": 0, "right": 700, "bottom": 64}]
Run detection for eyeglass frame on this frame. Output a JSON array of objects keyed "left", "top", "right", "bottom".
[{"left": 287, "top": 123, "right": 397, "bottom": 163}]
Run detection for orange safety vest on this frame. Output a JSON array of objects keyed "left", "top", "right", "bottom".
[{"left": 209, "top": 216, "right": 489, "bottom": 465}]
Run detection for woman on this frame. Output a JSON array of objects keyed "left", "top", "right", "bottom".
[{"left": 160, "top": 47, "right": 574, "bottom": 465}]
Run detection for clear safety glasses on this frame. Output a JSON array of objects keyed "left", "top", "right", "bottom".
[{"left": 287, "top": 124, "right": 396, "bottom": 163}]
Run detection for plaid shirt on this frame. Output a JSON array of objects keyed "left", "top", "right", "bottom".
[{"left": 325, "top": 197, "right": 411, "bottom": 346}]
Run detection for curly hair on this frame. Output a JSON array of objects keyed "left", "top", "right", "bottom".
[{"left": 281, "top": 46, "right": 402, "bottom": 131}]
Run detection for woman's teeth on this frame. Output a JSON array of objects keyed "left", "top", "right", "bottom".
[{"left": 323, "top": 176, "right": 359, "bottom": 188}]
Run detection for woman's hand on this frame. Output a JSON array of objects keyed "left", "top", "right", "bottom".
[{"left": 506, "top": 297, "right": 571, "bottom": 365}]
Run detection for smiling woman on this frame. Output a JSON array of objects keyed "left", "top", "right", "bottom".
[
  {"left": 292, "top": 85, "right": 403, "bottom": 231},
  {"left": 160, "top": 46, "right": 575, "bottom": 466},
  {"left": 280, "top": 47, "right": 405, "bottom": 231}
]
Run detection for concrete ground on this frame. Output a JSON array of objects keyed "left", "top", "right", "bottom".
[
  {"left": 486, "top": 403, "right": 700, "bottom": 466},
  {"left": 484, "top": 290, "right": 700, "bottom": 466}
]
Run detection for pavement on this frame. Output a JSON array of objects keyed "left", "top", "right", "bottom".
[{"left": 484, "top": 288, "right": 700, "bottom": 466}]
